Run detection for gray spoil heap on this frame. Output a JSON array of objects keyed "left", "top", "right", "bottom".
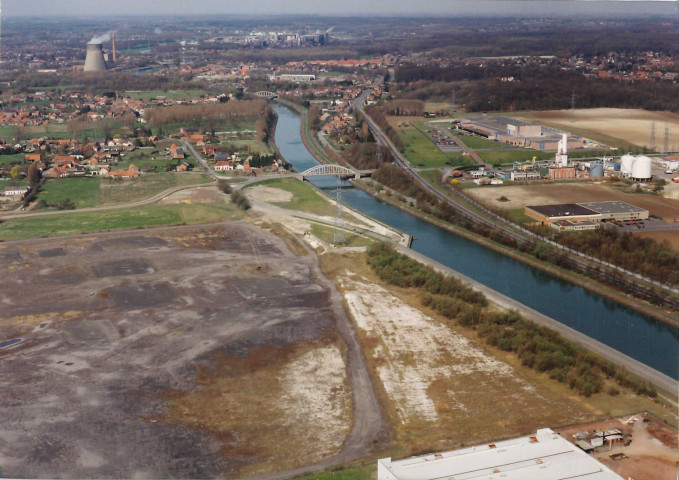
[{"left": 84, "top": 42, "right": 106, "bottom": 72}]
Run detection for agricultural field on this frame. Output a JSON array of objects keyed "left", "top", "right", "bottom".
[{"left": 523, "top": 108, "right": 679, "bottom": 152}]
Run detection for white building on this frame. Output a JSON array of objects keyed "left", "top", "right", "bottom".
[{"left": 377, "top": 428, "right": 624, "bottom": 480}]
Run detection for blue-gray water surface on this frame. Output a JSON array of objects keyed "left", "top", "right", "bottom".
[{"left": 274, "top": 105, "right": 679, "bottom": 380}]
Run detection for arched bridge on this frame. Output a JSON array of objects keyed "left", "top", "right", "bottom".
[
  {"left": 301, "top": 164, "right": 359, "bottom": 179},
  {"left": 255, "top": 91, "right": 279, "bottom": 99},
  {"left": 232, "top": 164, "right": 374, "bottom": 189}
]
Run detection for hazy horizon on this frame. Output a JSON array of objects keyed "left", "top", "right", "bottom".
[{"left": 2, "top": 0, "right": 678, "bottom": 18}]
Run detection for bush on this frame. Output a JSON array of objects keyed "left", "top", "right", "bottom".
[
  {"left": 230, "top": 190, "right": 250, "bottom": 210},
  {"left": 217, "top": 179, "right": 232, "bottom": 194}
]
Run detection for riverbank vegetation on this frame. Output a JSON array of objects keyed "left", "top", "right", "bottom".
[{"left": 367, "top": 242, "right": 658, "bottom": 399}]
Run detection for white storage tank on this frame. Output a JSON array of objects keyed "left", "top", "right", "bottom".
[
  {"left": 631, "top": 155, "right": 652, "bottom": 180},
  {"left": 620, "top": 154, "right": 635, "bottom": 175}
]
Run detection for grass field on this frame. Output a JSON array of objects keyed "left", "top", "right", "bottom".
[
  {"left": 478, "top": 149, "right": 553, "bottom": 165},
  {"left": 0, "top": 154, "right": 26, "bottom": 166},
  {"left": 33, "top": 173, "right": 211, "bottom": 209},
  {"left": 38, "top": 177, "right": 101, "bottom": 208},
  {"left": 292, "top": 467, "right": 372, "bottom": 480},
  {"left": 310, "top": 223, "right": 376, "bottom": 248},
  {"left": 0, "top": 203, "right": 242, "bottom": 241},
  {"left": 455, "top": 134, "right": 503, "bottom": 150},
  {"left": 97, "top": 173, "right": 211, "bottom": 205},
  {"left": 247, "top": 179, "right": 338, "bottom": 217}
]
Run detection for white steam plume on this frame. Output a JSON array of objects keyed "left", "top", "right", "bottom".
[{"left": 89, "top": 31, "right": 116, "bottom": 44}]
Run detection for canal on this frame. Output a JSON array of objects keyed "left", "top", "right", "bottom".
[{"left": 273, "top": 104, "right": 679, "bottom": 381}]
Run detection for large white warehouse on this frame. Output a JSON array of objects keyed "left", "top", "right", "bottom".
[{"left": 377, "top": 428, "right": 623, "bottom": 480}]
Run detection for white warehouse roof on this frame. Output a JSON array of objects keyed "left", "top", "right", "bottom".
[{"left": 377, "top": 428, "right": 623, "bottom": 480}]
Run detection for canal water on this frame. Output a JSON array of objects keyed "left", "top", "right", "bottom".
[{"left": 274, "top": 105, "right": 679, "bottom": 380}]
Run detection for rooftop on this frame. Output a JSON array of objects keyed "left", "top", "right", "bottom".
[
  {"left": 377, "top": 428, "right": 623, "bottom": 480},
  {"left": 526, "top": 203, "right": 599, "bottom": 218},
  {"left": 579, "top": 201, "right": 648, "bottom": 215}
]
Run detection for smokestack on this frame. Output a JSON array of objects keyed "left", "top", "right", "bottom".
[
  {"left": 84, "top": 42, "right": 106, "bottom": 72},
  {"left": 112, "top": 33, "right": 116, "bottom": 63}
]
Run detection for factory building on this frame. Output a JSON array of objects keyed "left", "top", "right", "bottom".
[
  {"left": 460, "top": 117, "right": 585, "bottom": 151},
  {"left": 525, "top": 200, "right": 649, "bottom": 228},
  {"left": 269, "top": 74, "right": 316, "bottom": 82},
  {"left": 377, "top": 428, "right": 623, "bottom": 480}
]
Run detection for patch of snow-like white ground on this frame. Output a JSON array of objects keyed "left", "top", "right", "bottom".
[
  {"left": 339, "top": 275, "right": 531, "bottom": 424},
  {"left": 279, "top": 344, "right": 351, "bottom": 457},
  {"left": 246, "top": 185, "right": 295, "bottom": 203}
]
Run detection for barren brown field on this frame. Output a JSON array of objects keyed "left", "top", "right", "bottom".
[
  {"left": 0, "top": 224, "right": 353, "bottom": 478},
  {"left": 466, "top": 183, "right": 679, "bottom": 221},
  {"left": 556, "top": 413, "right": 678, "bottom": 480},
  {"left": 386, "top": 116, "right": 427, "bottom": 129},
  {"left": 527, "top": 108, "right": 679, "bottom": 151},
  {"left": 637, "top": 230, "right": 679, "bottom": 251}
]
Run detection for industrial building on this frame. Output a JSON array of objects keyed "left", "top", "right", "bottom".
[
  {"left": 525, "top": 201, "right": 649, "bottom": 228},
  {"left": 84, "top": 42, "right": 107, "bottom": 72},
  {"left": 269, "top": 73, "right": 316, "bottom": 82},
  {"left": 460, "top": 116, "right": 585, "bottom": 151},
  {"left": 377, "top": 428, "right": 623, "bottom": 480},
  {"left": 619, "top": 154, "right": 653, "bottom": 181}
]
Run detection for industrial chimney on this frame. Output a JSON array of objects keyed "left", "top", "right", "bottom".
[{"left": 84, "top": 42, "right": 107, "bottom": 72}]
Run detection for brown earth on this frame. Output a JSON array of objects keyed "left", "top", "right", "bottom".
[
  {"left": 556, "top": 413, "right": 678, "bottom": 480},
  {"left": 528, "top": 108, "right": 679, "bottom": 151},
  {"left": 466, "top": 182, "right": 679, "bottom": 221}
]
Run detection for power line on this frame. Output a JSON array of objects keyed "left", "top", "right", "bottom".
[{"left": 332, "top": 177, "right": 346, "bottom": 246}]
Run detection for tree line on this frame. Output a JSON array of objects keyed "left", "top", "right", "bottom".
[
  {"left": 143, "top": 99, "right": 267, "bottom": 127},
  {"left": 394, "top": 64, "right": 679, "bottom": 112},
  {"left": 367, "top": 242, "right": 658, "bottom": 398},
  {"left": 556, "top": 228, "right": 679, "bottom": 285}
]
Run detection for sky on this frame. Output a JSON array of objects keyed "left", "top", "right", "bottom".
[{"left": 1, "top": 0, "right": 677, "bottom": 17}]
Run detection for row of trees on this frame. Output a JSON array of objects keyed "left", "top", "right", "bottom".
[
  {"left": 363, "top": 106, "right": 403, "bottom": 151},
  {"left": 556, "top": 228, "right": 679, "bottom": 285},
  {"left": 381, "top": 99, "right": 425, "bottom": 116},
  {"left": 395, "top": 64, "right": 679, "bottom": 112},
  {"left": 143, "top": 99, "right": 267, "bottom": 128},
  {"left": 366, "top": 242, "right": 658, "bottom": 398},
  {"left": 255, "top": 106, "right": 276, "bottom": 143}
]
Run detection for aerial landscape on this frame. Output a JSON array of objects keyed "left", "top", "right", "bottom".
[{"left": 1, "top": 1, "right": 678, "bottom": 479}]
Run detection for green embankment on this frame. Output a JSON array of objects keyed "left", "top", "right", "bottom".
[{"left": 0, "top": 203, "right": 242, "bottom": 241}]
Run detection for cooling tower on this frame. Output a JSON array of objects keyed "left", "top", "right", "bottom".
[{"left": 84, "top": 42, "right": 107, "bottom": 72}]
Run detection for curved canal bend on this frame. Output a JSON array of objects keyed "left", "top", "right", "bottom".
[{"left": 273, "top": 104, "right": 679, "bottom": 382}]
